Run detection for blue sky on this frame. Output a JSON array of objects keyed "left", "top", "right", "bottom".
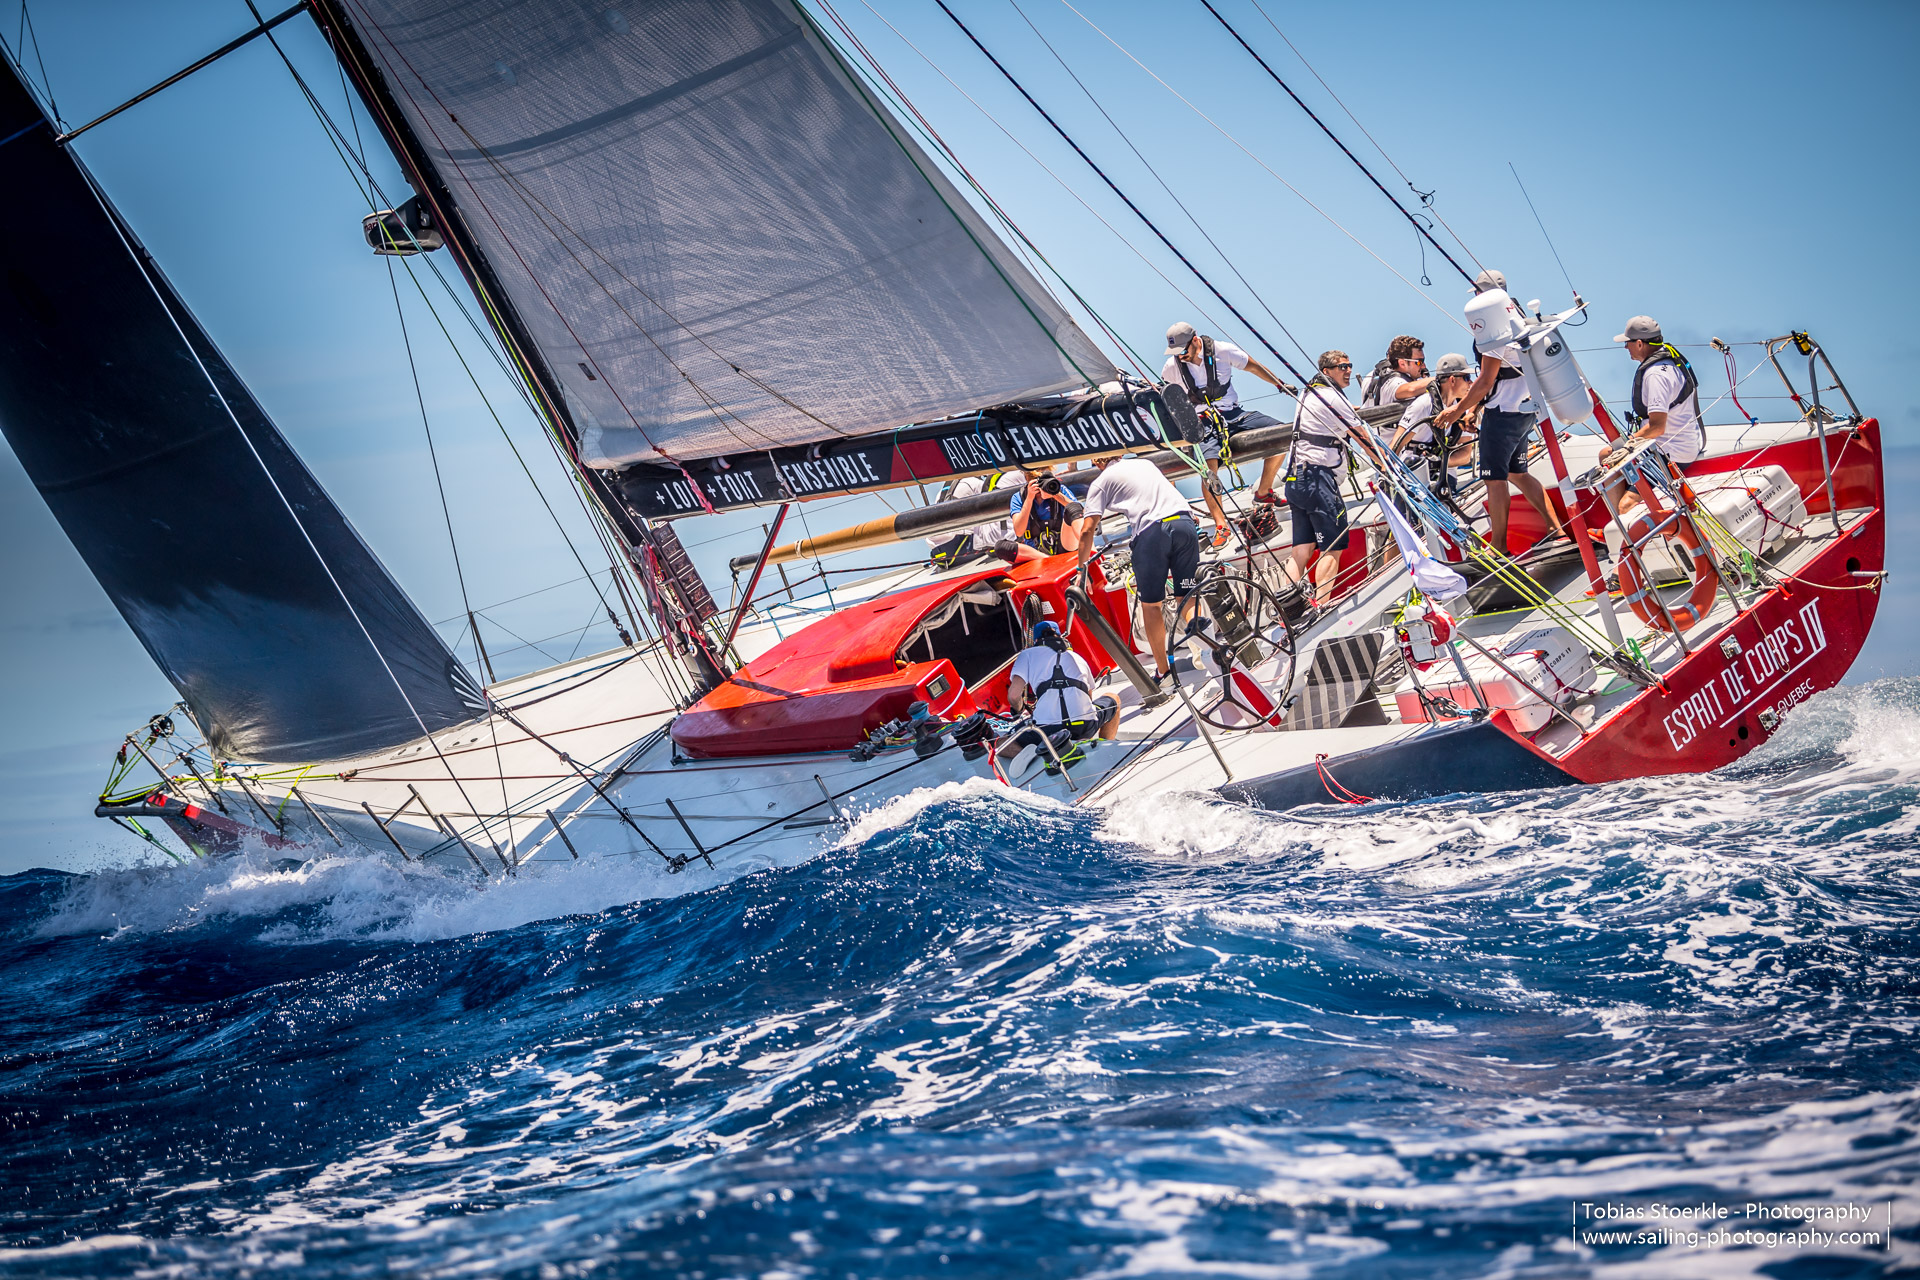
[{"left": 2, "top": 0, "right": 1916, "bottom": 872}]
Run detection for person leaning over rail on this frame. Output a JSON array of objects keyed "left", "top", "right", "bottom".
[
  {"left": 1602, "top": 315, "right": 1707, "bottom": 515},
  {"left": 1434, "top": 268, "right": 1568, "bottom": 553},
  {"left": 1162, "top": 321, "right": 1296, "bottom": 549},
  {"left": 1003, "top": 620, "right": 1119, "bottom": 769},
  {"left": 1360, "top": 333, "right": 1433, "bottom": 445},
  {"left": 1282, "top": 350, "right": 1395, "bottom": 611},
  {"left": 1073, "top": 451, "right": 1200, "bottom": 688}
]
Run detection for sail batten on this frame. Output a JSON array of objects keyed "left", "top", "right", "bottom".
[{"left": 328, "top": 0, "right": 1115, "bottom": 469}]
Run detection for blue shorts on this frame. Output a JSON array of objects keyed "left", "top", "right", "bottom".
[
  {"left": 1283, "top": 464, "right": 1350, "bottom": 552},
  {"left": 1184, "top": 405, "right": 1281, "bottom": 463},
  {"left": 1132, "top": 514, "right": 1200, "bottom": 604},
  {"left": 1478, "top": 409, "right": 1537, "bottom": 480}
]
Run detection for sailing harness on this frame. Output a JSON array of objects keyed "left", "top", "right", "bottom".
[
  {"left": 1174, "top": 336, "right": 1234, "bottom": 418},
  {"left": 1283, "top": 375, "right": 1353, "bottom": 483},
  {"left": 1627, "top": 343, "right": 1703, "bottom": 428},
  {"left": 1028, "top": 633, "right": 1095, "bottom": 731}
]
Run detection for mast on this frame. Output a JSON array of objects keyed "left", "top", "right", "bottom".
[{"left": 306, "top": 0, "right": 729, "bottom": 692}]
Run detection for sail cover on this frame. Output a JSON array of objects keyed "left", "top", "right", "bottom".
[
  {"left": 329, "top": 0, "right": 1116, "bottom": 468},
  {"left": 0, "top": 62, "right": 484, "bottom": 763}
]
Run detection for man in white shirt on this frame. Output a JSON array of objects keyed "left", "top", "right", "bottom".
[
  {"left": 926, "top": 470, "right": 1045, "bottom": 567},
  {"left": 1006, "top": 621, "right": 1119, "bottom": 749},
  {"left": 1434, "top": 269, "right": 1567, "bottom": 553},
  {"left": 1390, "top": 352, "right": 1479, "bottom": 493},
  {"left": 1359, "top": 334, "right": 1432, "bottom": 441},
  {"left": 1282, "top": 351, "right": 1393, "bottom": 609},
  {"left": 1162, "top": 322, "right": 1295, "bottom": 547},
  {"left": 1603, "top": 315, "right": 1706, "bottom": 513},
  {"left": 1073, "top": 453, "right": 1197, "bottom": 684}
]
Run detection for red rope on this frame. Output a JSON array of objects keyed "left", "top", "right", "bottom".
[{"left": 1314, "top": 753, "right": 1373, "bottom": 805}]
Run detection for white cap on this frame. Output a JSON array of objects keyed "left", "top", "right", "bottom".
[{"left": 1473, "top": 268, "right": 1506, "bottom": 293}]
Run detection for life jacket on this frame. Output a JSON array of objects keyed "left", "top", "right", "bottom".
[
  {"left": 1360, "top": 358, "right": 1397, "bottom": 407},
  {"left": 1284, "top": 375, "right": 1352, "bottom": 474},
  {"left": 1628, "top": 344, "right": 1701, "bottom": 427},
  {"left": 1470, "top": 338, "right": 1526, "bottom": 387},
  {"left": 1031, "top": 641, "right": 1090, "bottom": 725},
  {"left": 1174, "top": 336, "right": 1234, "bottom": 412}
]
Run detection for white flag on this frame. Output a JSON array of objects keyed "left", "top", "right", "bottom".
[{"left": 1378, "top": 489, "right": 1470, "bottom": 600}]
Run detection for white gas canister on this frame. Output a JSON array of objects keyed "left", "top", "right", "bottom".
[
  {"left": 1463, "top": 289, "right": 1527, "bottom": 353},
  {"left": 1518, "top": 323, "right": 1594, "bottom": 426}
]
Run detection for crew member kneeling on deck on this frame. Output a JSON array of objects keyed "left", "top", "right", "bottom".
[
  {"left": 1603, "top": 315, "right": 1707, "bottom": 514},
  {"left": 1284, "top": 350, "right": 1392, "bottom": 610},
  {"left": 1005, "top": 621, "right": 1119, "bottom": 763},
  {"left": 1074, "top": 452, "right": 1198, "bottom": 686}
]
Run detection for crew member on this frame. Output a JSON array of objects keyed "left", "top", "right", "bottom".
[
  {"left": 1360, "top": 334, "right": 1432, "bottom": 441},
  {"left": 1282, "top": 351, "right": 1394, "bottom": 609},
  {"left": 1008, "top": 468, "right": 1085, "bottom": 557},
  {"left": 1162, "top": 322, "right": 1295, "bottom": 548},
  {"left": 1074, "top": 452, "right": 1198, "bottom": 686},
  {"left": 1603, "top": 315, "right": 1707, "bottom": 514},
  {"left": 1005, "top": 621, "right": 1119, "bottom": 762},
  {"left": 1434, "top": 269, "right": 1567, "bottom": 552},
  {"left": 927, "top": 470, "right": 1043, "bottom": 566},
  {"left": 1390, "top": 352, "right": 1479, "bottom": 491}
]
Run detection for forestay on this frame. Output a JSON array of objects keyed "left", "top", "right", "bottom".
[{"left": 330, "top": 0, "right": 1115, "bottom": 468}]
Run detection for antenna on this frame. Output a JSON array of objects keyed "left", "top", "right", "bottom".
[{"left": 1508, "top": 163, "right": 1578, "bottom": 297}]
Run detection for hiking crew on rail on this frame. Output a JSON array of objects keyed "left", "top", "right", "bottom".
[{"left": 1162, "top": 322, "right": 1295, "bottom": 549}]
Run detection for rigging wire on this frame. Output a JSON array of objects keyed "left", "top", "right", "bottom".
[
  {"left": 1241, "top": 0, "right": 1483, "bottom": 273},
  {"left": 1198, "top": 0, "right": 1473, "bottom": 286},
  {"left": 1002, "top": 0, "right": 1302, "bottom": 369},
  {"left": 256, "top": 23, "right": 655, "bottom": 660},
  {"left": 385, "top": 257, "right": 481, "bottom": 676},
  {"left": 1053, "top": 0, "right": 1465, "bottom": 335},
  {"left": 813, "top": 0, "right": 1154, "bottom": 378},
  {"left": 836, "top": 0, "right": 1240, "bottom": 367},
  {"left": 11, "top": 2, "right": 60, "bottom": 126},
  {"left": 932, "top": 0, "right": 1322, "bottom": 381},
  {"left": 1509, "top": 162, "right": 1579, "bottom": 297}
]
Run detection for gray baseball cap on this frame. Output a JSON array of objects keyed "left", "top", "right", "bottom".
[
  {"left": 1164, "top": 321, "right": 1198, "bottom": 355},
  {"left": 1473, "top": 268, "right": 1507, "bottom": 293},
  {"left": 1433, "top": 352, "right": 1473, "bottom": 378},
  {"left": 1613, "top": 315, "right": 1662, "bottom": 343}
]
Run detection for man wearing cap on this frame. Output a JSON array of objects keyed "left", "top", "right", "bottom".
[
  {"left": 1074, "top": 451, "right": 1199, "bottom": 686},
  {"left": 1282, "top": 351, "right": 1394, "bottom": 610},
  {"left": 1391, "top": 352, "right": 1479, "bottom": 493},
  {"left": 1604, "top": 315, "right": 1707, "bottom": 513},
  {"left": 1162, "top": 322, "right": 1296, "bottom": 547},
  {"left": 1434, "top": 268, "right": 1567, "bottom": 552},
  {"left": 1005, "top": 620, "right": 1120, "bottom": 761}
]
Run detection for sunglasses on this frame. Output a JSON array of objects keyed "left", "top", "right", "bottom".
[{"left": 1327, "top": 362, "right": 1353, "bottom": 371}]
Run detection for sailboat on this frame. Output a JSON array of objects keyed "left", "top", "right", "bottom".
[{"left": 0, "top": 0, "right": 1884, "bottom": 876}]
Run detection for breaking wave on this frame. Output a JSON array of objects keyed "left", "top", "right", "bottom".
[{"left": 2, "top": 678, "right": 1917, "bottom": 1277}]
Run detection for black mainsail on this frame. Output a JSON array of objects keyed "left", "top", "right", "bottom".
[{"left": 0, "top": 60, "right": 484, "bottom": 763}]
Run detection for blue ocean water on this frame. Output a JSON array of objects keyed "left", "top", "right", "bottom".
[{"left": 3, "top": 681, "right": 1918, "bottom": 1278}]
